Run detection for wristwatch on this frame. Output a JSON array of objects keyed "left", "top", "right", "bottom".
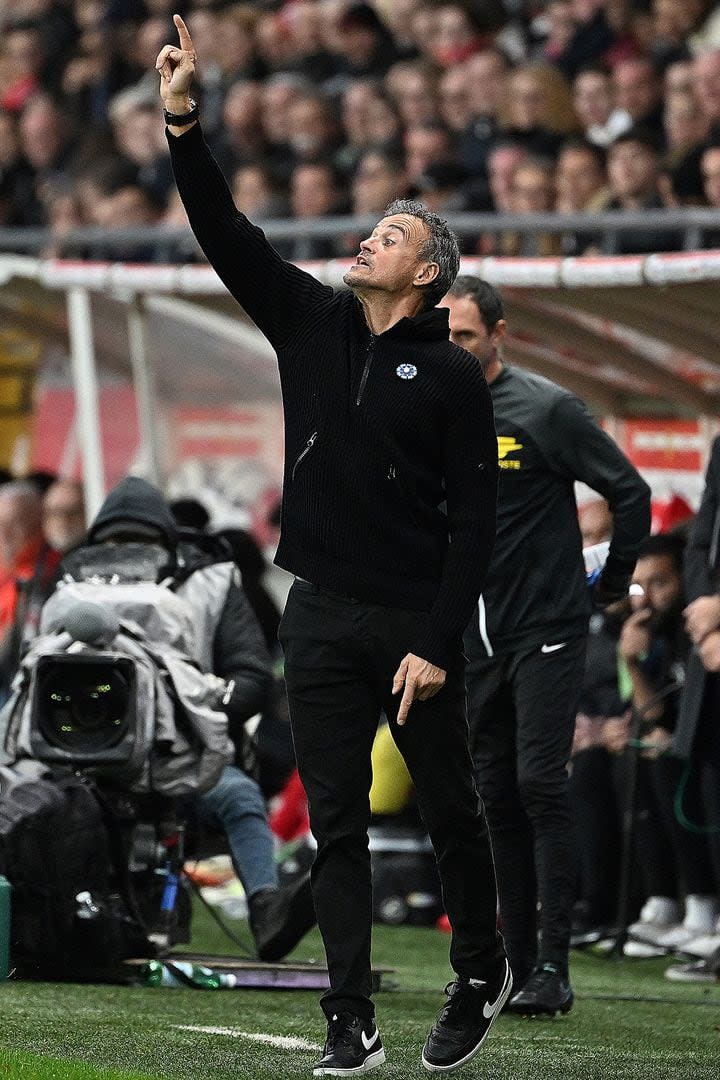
[{"left": 163, "top": 98, "right": 199, "bottom": 126}]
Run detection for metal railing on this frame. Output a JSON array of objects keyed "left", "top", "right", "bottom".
[{"left": 1, "top": 207, "right": 720, "bottom": 261}]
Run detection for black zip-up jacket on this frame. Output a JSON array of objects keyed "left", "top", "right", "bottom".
[
  {"left": 466, "top": 365, "right": 651, "bottom": 661},
  {"left": 168, "top": 124, "right": 498, "bottom": 669}
]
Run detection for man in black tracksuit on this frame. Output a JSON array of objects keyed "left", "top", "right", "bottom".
[
  {"left": 159, "top": 16, "right": 509, "bottom": 1077},
  {"left": 444, "top": 277, "right": 651, "bottom": 1014}
]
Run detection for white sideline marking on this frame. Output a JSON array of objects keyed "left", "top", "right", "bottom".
[{"left": 173, "top": 1024, "right": 322, "bottom": 1051}]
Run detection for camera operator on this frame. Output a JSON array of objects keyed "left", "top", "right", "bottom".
[
  {"left": 85, "top": 477, "right": 315, "bottom": 961},
  {"left": 613, "top": 533, "right": 717, "bottom": 955}
]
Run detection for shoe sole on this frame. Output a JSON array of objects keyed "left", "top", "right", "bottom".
[
  {"left": 505, "top": 991, "right": 573, "bottom": 1018},
  {"left": 313, "top": 1048, "right": 386, "bottom": 1075},
  {"left": 420, "top": 960, "right": 513, "bottom": 1073}
]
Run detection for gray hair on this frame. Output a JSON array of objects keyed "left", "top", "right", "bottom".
[{"left": 383, "top": 199, "right": 460, "bottom": 309}]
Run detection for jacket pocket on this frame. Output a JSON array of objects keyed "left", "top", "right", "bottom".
[
  {"left": 387, "top": 463, "right": 421, "bottom": 527},
  {"left": 292, "top": 431, "right": 318, "bottom": 483}
]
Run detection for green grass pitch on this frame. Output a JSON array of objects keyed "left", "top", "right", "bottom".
[{"left": 1, "top": 904, "right": 719, "bottom": 1079}]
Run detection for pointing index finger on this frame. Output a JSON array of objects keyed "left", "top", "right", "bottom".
[{"left": 174, "top": 13, "right": 195, "bottom": 53}]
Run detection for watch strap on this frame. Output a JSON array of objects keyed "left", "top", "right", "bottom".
[{"left": 163, "top": 99, "right": 199, "bottom": 127}]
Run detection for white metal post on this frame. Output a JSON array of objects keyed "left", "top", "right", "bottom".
[
  {"left": 127, "top": 295, "right": 163, "bottom": 486},
  {"left": 66, "top": 286, "right": 105, "bottom": 521}
]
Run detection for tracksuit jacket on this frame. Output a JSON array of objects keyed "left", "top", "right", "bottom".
[{"left": 466, "top": 364, "right": 651, "bottom": 662}]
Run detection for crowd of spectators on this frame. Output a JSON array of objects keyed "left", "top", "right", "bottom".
[{"left": 2, "top": 1, "right": 720, "bottom": 258}]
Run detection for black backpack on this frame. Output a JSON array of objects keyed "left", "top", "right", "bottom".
[{"left": 0, "top": 772, "right": 150, "bottom": 979}]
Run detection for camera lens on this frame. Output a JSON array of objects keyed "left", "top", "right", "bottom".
[{"left": 36, "top": 660, "right": 131, "bottom": 753}]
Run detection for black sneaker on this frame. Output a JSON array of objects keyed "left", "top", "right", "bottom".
[
  {"left": 313, "top": 1013, "right": 385, "bottom": 1076},
  {"left": 505, "top": 963, "right": 573, "bottom": 1016},
  {"left": 248, "top": 875, "right": 316, "bottom": 962},
  {"left": 421, "top": 959, "right": 512, "bottom": 1073}
]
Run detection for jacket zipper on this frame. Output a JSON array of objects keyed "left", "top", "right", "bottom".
[
  {"left": 291, "top": 431, "right": 318, "bottom": 481},
  {"left": 478, "top": 595, "right": 494, "bottom": 657},
  {"left": 355, "top": 335, "right": 375, "bottom": 406}
]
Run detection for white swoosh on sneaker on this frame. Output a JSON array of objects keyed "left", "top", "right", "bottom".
[
  {"left": 541, "top": 642, "right": 567, "bottom": 654},
  {"left": 361, "top": 1028, "right": 380, "bottom": 1051},
  {"left": 482, "top": 964, "right": 512, "bottom": 1020}
]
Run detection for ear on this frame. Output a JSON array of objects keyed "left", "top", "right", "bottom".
[
  {"left": 491, "top": 318, "right": 508, "bottom": 346},
  {"left": 413, "top": 261, "right": 440, "bottom": 288}
]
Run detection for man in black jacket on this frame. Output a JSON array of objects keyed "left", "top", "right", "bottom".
[
  {"left": 85, "top": 477, "right": 315, "bottom": 963},
  {"left": 443, "top": 277, "right": 651, "bottom": 1015},
  {"left": 669, "top": 436, "right": 720, "bottom": 974},
  {"left": 158, "top": 16, "right": 508, "bottom": 1076}
]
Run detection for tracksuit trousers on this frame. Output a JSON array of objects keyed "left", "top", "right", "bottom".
[
  {"left": 467, "top": 637, "right": 587, "bottom": 984},
  {"left": 279, "top": 579, "right": 506, "bottom": 1020}
]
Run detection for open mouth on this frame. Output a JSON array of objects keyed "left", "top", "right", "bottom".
[{"left": 352, "top": 254, "right": 370, "bottom": 268}]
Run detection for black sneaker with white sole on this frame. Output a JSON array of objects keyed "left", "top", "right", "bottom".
[
  {"left": 313, "top": 1013, "right": 385, "bottom": 1076},
  {"left": 421, "top": 959, "right": 513, "bottom": 1073}
]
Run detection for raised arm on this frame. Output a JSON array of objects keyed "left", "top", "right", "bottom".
[{"left": 157, "top": 15, "right": 332, "bottom": 349}]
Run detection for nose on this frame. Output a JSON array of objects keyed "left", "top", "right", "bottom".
[{"left": 359, "top": 236, "right": 373, "bottom": 252}]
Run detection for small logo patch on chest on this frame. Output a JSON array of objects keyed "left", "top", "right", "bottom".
[{"left": 396, "top": 363, "right": 418, "bottom": 380}]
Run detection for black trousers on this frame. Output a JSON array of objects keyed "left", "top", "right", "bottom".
[
  {"left": 279, "top": 580, "right": 506, "bottom": 1020},
  {"left": 467, "top": 638, "right": 587, "bottom": 983}
]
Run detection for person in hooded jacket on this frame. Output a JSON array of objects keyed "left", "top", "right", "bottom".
[{"left": 85, "top": 476, "right": 315, "bottom": 962}]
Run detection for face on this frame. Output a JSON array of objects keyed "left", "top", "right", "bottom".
[
  {"left": 579, "top": 500, "right": 612, "bottom": 547},
  {"left": 613, "top": 60, "right": 660, "bottom": 120},
  {"left": 287, "top": 99, "right": 337, "bottom": 157},
  {"left": 631, "top": 554, "right": 682, "bottom": 616},
  {"left": 352, "top": 153, "right": 404, "bottom": 214},
  {"left": 693, "top": 51, "right": 720, "bottom": 124},
  {"left": 233, "top": 165, "right": 273, "bottom": 215},
  {"left": 439, "top": 67, "right": 471, "bottom": 130},
  {"left": 20, "top": 103, "right": 64, "bottom": 169},
  {"left": 573, "top": 71, "right": 613, "bottom": 128},
  {"left": 444, "top": 294, "right": 504, "bottom": 375},
  {"left": 488, "top": 146, "right": 527, "bottom": 211},
  {"left": 463, "top": 51, "right": 507, "bottom": 116},
  {"left": 290, "top": 165, "right": 337, "bottom": 218},
  {"left": 607, "top": 140, "right": 658, "bottom": 200},
  {"left": 43, "top": 482, "right": 86, "bottom": 552},
  {"left": 511, "top": 164, "right": 554, "bottom": 212},
  {"left": 556, "top": 148, "right": 605, "bottom": 210},
  {"left": 0, "top": 494, "right": 41, "bottom": 567},
  {"left": 344, "top": 214, "right": 436, "bottom": 300},
  {"left": 508, "top": 72, "right": 545, "bottom": 130},
  {"left": 702, "top": 147, "right": 720, "bottom": 208},
  {"left": 665, "top": 60, "right": 693, "bottom": 96},
  {"left": 404, "top": 126, "right": 450, "bottom": 182},
  {"left": 664, "top": 91, "right": 708, "bottom": 151}
]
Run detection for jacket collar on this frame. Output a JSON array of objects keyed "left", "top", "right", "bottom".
[{"left": 352, "top": 297, "right": 450, "bottom": 342}]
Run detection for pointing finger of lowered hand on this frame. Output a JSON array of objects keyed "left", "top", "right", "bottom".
[{"left": 396, "top": 679, "right": 416, "bottom": 726}]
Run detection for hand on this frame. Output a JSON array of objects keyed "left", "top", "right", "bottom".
[
  {"left": 619, "top": 607, "right": 652, "bottom": 663},
  {"left": 601, "top": 715, "right": 630, "bottom": 754},
  {"left": 392, "top": 653, "right": 446, "bottom": 726},
  {"left": 155, "top": 13, "right": 197, "bottom": 108},
  {"left": 699, "top": 629, "right": 720, "bottom": 673},
  {"left": 640, "top": 725, "right": 673, "bottom": 760},
  {"left": 684, "top": 595, "right": 720, "bottom": 645}
]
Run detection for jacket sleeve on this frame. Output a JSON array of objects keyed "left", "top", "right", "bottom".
[
  {"left": 685, "top": 437, "right": 720, "bottom": 601},
  {"left": 167, "top": 123, "right": 333, "bottom": 349},
  {"left": 212, "top": 579, "right": 273, "bottom": 748},
  {"left": 412, "top": 369, "right": 498, "bottom": 669},
  {"left": 541, "top": 394, "right": 651, "bottom": 584}
]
